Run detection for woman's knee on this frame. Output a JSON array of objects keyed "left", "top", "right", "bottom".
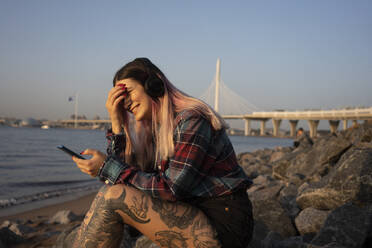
[{"left": 102, "top": 184, "right": 151, "bottom": 225}]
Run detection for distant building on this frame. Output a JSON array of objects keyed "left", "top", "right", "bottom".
[{"left": 20, "top": 118, "right": 42, "bottom": 127}]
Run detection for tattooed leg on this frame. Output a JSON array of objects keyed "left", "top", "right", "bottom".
[
  {"left": 72, "top": 185, "right": 124, "bottom": 248},
  {"left": 74, "top": 184, "right": 221, "bottom": 248},
  {"left": 151, "top": 198, "right": 198, "bottom": 229},
  {"left": 119, "top": 185, "right": 221, "bottom": 248}
]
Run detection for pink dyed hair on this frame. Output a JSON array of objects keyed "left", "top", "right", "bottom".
[{"left": 114, "top": 59, "right": 227, "bottom": 171}]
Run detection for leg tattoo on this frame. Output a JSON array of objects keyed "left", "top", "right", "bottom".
[
  {"left": 155, "top": 230, "right": 188, "bottom": 248},
  {"left": 191, "top": 217, "right": 221, "bottom": 248},
  {"left": 151, "top": 198, "right": 198, "bottom": 229},
  {"left": 73, "top": 186, "right": 124, "bottom": 248},
  {"left": 130, "top": 194, "right": 149, "bottom": 220},
  {"left": 105, "top": 185, "right": 150, "bottom": 224},
  {"left": 73, "top": 185, "right": 150, "bottom": 247}
]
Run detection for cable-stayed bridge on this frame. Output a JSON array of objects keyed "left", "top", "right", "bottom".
[
  {"left": 44, "top": 59, "right": 372, "bottom": 137},
  {"left": 200, "top": 59, "right": 372, "bottom": 137}
]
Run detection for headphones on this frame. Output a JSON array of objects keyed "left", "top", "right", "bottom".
[{"left": 134, "top": 58, "right": 165, "bottom": 98}]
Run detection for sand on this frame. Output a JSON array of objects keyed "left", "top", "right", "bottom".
[
  {"left": 0, "top": 192, "right": 97, "bottom": 223},
  {"left": 0, "top": 192, "right": 98, "bottom": 247}
]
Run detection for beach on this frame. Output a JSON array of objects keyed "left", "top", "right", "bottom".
[
  {"left": 0, "top": 192, "right": 97, "bottom": 223},
  {"left": 0, "top": 192, "right": 97, "bottom": 248}
]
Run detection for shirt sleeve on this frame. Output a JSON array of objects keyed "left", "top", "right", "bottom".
[
  {"left": 105, "top": 128, "right": 126, "bottom": 157},
  {"left": 99, "top": 113, "right": 212, "bottom": 202}
]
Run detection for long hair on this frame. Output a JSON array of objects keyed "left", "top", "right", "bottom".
[{"left": 113, "top": 58, "right": 227, "bottom": 171}]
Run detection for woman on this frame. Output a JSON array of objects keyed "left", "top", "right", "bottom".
[{"left": 71, "top": 58, "right": 253, "bottom": 247}]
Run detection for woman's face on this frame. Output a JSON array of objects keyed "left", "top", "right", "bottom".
[{"left": 117, "top": 78, "right": 152, "bottom": 121}]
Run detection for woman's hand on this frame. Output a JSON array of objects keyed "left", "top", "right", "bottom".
[
  {"left": 72, "top": 149, "right": 107, "bottom": 177},
  {"left": 105, "top": 84, "right": 127, "bottom": 134}
]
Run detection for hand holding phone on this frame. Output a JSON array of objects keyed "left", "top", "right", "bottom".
[{"left": 57, "top": 145, "right": 86, "bottom": 160}]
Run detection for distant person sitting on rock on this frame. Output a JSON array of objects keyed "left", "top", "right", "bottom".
[
  {"left": 293, "top": 127, "right": 313, "bottom": 148},
  {"left": 71, "top": 58, "right": 253, "bottom": 248}
]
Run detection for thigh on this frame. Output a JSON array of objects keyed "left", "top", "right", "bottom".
[
  {"left": 104, "top": 184, "right": 221, "bottom": 248},
  {"left": 73, "top": 186, "right": 124, "bottom": 248}
]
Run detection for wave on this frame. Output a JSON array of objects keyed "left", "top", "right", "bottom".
[
  {"left": 0, "top": 182, "right": 101, "bottom": 209},
  {"left": 6, "top": 179, "right": 95, "bottom": 187}
]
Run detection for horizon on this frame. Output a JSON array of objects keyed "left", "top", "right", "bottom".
[{"left": 1, "top": 1, "right": 371, "bottom": 125}]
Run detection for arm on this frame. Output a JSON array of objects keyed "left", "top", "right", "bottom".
[{"left": 99, "top": 113, "right": 212, "bottom": 202}]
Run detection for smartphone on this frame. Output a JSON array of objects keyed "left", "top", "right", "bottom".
[{"left": 57, "top": 145, "right": 86, "bottom": 160}]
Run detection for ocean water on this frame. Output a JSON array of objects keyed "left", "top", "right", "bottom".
[{"left": 0, "top": 126, "right": 293, "bottom": 217}]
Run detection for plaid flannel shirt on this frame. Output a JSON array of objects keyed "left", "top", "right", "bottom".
[{"left": 101, "top": 110, "right": 251, "bottom": 202}]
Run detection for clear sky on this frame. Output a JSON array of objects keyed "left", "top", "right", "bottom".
[{"left": 1, "top": 0, "right": 371, "bottom": 121}]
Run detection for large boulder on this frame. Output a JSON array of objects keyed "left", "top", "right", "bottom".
[
  {"left": 296, "top": 147, "right": 372, "bottom": 210},
  {"left": 279, "top": 184, "right": 300, "bottom": 220},
  {"left": 249, "top": 183, "right": 284, "bottom": 202},
  {"left": 294, "top": 208, "right": 330, "bottom": 235},
  {"left": 0, "top": 220, "right": 34, "bottom": 236},
  {"left": 310, "top": 203, "right": 371, "bottom": 248},
  {"left": 251, "top": 198, "right": 297, "bottom": 238},
  {"left": 273, "top": 134, "right": 351, "bottom": 186},
  {"left": 0, "top": 227, "right": 25, "bottom": 247}
]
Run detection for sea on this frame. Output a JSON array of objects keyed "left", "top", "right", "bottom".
[{"left": 0, "top": 126, "right": 293, "bottom": 217}]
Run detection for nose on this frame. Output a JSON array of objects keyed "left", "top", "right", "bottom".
[{"left": 123, "top": 97, "right": 133, "bottom": 112}]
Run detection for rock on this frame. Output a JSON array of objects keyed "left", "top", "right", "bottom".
[
  {"left": 251, "top": 198, "right": 297, "bottom": 238},
  {"left": 326, "top": 147, "right": 372, "bottom": 205},
  {"left": 253, "top": 175, "right": 274, "bottom": 185},
  {"left": 54, "top": 224, "right": 80, "bottom": 248},
  {"left": 0, "top": 220, "right": 35, "bottom": 236},
  {"left": 273, "top": 134, "right": 351, "bottom": 185},
  {"left": 119, "top": 225, "right": 142, "bottom": 248},
  {"left": 0, "top": 220, "right": 12, "bottom": 228},
  {"left": 311, "top": 203, "right": 371, "bottom": 248},
  {"left": 272, "top": 152, "right": 298, "bottom": 181},
  {"left": 238, "top": 152, "right": 259, "bottom": 169},
  {"left": 279, "top": 184, "right": 301, "bottom": 220},
  {"left": 0, "top": 227, "right": 25, "bottom": 247},
  {"left": 342, "top": 122, "right": 372, "bottom": 145},
  {"left": 248, "top": 220, "right": 270, "bottom": 248},
  {"left": 243, "top": 163, "right": 273, "bottom": 179},
  {"left": 295, "top": 208, "right": 330, "bottom": 235},
  {"left": 48, "top": 210, "right": 78, "bottom": 224},
  {"left": 279, "top": 184, "right": 298, "bottom": 203},
  {"left": 247, "top": 184, "right": 265, "bottom": 194},
  {"left": 134, "top": 235, "right": 159, "bottom": 248},
  {"left": 248, "top": 183, "right": 284, "bottom": 202},
  {"left": 288, "top": 173, "right": 306, "bottom": 186},
  {"left": 296, "top": 147, "right": 372, "bottom": 210},
  {"left": 269, "top": 151, "right": 287, "bottom": 163},
  {"left": 296, "top": 187, "right": 344, "bottom": 211},
  {"left": 261, "top": 231, "right": 283, "bottom": 248}
]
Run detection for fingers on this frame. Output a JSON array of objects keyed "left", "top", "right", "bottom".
[
  {"left": 106, "top": 87, "right": 126, "bottom": 109},
  {"left": 80, "top": 148, "right": 96, "bottom": 156},
  {"left": 72, "top": 150, "right": 106, "bottom": 177},
  {"left": 72, "top": 156, "right": 98, "bottom": 177},
  {"left": 113, "top": 95, "right": 125, "bottom": 108},
  {"left": 109, "top": 84, "right": 127, "bottom": 101}
]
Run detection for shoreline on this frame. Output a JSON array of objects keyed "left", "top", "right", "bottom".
[{"left": 0, "top": 192, "right": 97, "bottom": 223}]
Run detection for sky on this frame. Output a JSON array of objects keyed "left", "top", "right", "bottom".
[{"left": 1, "top": 0, "right": 371, "bottom": 126}]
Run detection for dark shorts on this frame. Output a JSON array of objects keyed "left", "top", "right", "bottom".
[{"left": 193, "top": 189, "right": 254, "bottom": 248}]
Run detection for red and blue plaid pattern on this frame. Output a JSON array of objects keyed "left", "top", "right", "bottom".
[{"left": 107, "top": 110, "right": 251, "bottom": 202}]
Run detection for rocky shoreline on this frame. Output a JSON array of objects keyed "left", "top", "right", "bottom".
[
  {"left": 1, "top": 123, "right": 372, "bottom": 248},
  {"left": 239, "top": 122, "right": 372, "bottom": 248}
]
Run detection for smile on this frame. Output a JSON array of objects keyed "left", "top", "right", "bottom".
[{"left": 130, "top": 105, "right": 139, "bottom": 113}]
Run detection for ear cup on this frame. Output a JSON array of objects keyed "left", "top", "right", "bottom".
[
  {"left": 133, "top": 58, "right": 165, "bottom": 98},
  {"left": 144, "top": 75, "right": 165, "bottom": 98}
]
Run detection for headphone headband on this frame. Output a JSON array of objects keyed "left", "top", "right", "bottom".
[{"left": 134, "top": 58, "right": 165, "bottom": 98}]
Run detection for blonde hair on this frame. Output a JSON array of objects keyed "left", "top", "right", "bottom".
[{"left": 113, "top": 58, "right": 227, "bottom": 171}]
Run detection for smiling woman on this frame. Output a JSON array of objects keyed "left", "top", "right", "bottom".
[{"left": 71, "top": 58, "right": 254, "bottom": 248}]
